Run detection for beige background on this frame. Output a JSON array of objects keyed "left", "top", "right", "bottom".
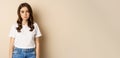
[{"left": 0, "top": 0, "right": 120, "bottom": 58}]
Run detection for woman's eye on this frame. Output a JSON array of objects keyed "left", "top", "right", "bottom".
[
  {"left": 26, "top": 11, "right": 29, "bottom": 13},
  {"left": 21, "top": 11, "right": 24, "bottom": 13}
]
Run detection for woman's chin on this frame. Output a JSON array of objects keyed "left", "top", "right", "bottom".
[{"left": 22, "top": 18, "right": 28, "bottom": 21}]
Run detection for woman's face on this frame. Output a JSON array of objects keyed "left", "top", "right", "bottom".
[{"left": 20, "top": 7, "right": 30, "bottom": 21}]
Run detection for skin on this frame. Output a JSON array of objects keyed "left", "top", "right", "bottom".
[
  {"left": 9, "top": 7, "right": 40, "bottom": 58},
  {"left": 20, "top": 7, "right": 29, "bottom": 25}
]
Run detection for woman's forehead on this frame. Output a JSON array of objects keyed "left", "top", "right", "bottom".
[{"left": 20, "top": 7, "right": 28, "bottom": 11}]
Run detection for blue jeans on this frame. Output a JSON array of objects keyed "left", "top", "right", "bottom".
[{"left": 12, "top": 47, "right": 36, "bottom": 58}]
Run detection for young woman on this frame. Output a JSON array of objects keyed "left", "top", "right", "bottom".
[{"left": 9, "top": 2, "right": 42, "bottom": 58}]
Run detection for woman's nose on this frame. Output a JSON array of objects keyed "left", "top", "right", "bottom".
[{"left": 24, "top": 12, "right": 27, "bottom": 15}]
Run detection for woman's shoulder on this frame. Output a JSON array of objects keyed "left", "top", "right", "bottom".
[
  {"left": 11, "top": 22, "right": 18, "bottom": 28},
  {"left": 9, "top": 22, "right": 18, "bottom": 30},
  {"left": 33, "top": 22, "right": 39, "bottom": 26}
]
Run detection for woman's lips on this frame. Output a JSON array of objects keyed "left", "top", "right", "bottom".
[{"left": 24, "top": 17, "right": 27, "bottom": 18}]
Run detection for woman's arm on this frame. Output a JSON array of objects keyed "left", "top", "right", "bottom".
[
  {"left": 35, "top": 37, "right": 40, "bottom": 58},
  {"left": 9, "top": 37, "right": 14, "bottom": 58}
]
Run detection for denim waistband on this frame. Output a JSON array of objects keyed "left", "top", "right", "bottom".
[{"left": 14, "top": 47, "right": 35, "bottom": 53}]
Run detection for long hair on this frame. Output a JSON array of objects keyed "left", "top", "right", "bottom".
[{"left": 16, "top": 2, "right": 34, "bottom": 32}]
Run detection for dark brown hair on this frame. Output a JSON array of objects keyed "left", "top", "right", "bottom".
[{"left": 16, "top": 2, "right": 34, "bottom": 32}]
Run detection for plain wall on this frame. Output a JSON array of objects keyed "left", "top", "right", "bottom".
[{"left": 0, "top": 0, "right": 120, "bottom": 58}]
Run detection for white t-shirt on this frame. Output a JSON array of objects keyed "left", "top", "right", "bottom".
[{"left": 9, "top": 22, "right": 42, "bottom": 49}]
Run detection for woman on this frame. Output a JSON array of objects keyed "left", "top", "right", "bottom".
[{"left": 9, "top": 2, "right": 42, "bottom": 58}]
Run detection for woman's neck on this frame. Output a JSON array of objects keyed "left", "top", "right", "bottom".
[{"left": 22, "top": 20, "right": 28, "bottom": 25}]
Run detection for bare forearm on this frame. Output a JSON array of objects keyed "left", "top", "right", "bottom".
[
  {"left": 9, "top": 38, "right": 14, "bottom": 58},
  {"left": 35, "top": 37, "right": 40, "bottom": 58},
  {"left": 9, "top": 46, "right": 14, "bottom": 58},
  {"left": 36, "top": 45, "right": 40, "bottom": 58}
]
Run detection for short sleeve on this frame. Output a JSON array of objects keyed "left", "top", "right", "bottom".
[
  {"left": 35, "top": 23, "right": 42, "bottom": 38},
  {"left": 8, "top": 24, "right": 16, "bottom": 38}
]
